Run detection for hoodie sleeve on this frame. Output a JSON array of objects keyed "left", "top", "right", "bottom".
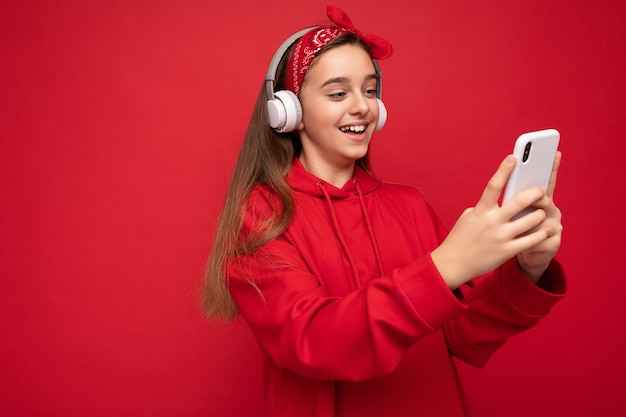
[
  {"left": 227, "top": 188, "right": 468, "bottom": 382},
  {"left": 422, "top": 197, "right": 568, "bottom": 368},
  {"left": 444, "top": 257, "right": 566, "bottom": 368}
]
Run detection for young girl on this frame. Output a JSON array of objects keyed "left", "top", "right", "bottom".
[{"left": 203, "top": 6, "right": 566, "bottom": 417}]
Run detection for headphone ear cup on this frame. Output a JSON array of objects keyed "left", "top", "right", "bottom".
[
  {"left": 267, "top": 90, "right": 302, "bottom": 133},
  {"left": 374, "top": 98, "right": 387, "bottom": 132}
]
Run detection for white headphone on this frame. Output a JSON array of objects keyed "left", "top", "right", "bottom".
[{"left": 265, "top": 28, "right": 387, "bottom": 133}]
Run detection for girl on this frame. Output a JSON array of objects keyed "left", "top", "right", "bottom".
[{"left": 203, "top": 6, "right": 566, "bottom": 417}]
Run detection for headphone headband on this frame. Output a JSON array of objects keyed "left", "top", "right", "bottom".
[{"left": 265, "top": 27, "right": 315, "bottom": 101}]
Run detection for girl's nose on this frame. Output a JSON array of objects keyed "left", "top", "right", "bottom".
[{"left": 350, "top": 92, "right": 370, "bottom": 115}]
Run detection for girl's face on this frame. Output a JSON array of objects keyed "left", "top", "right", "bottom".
[{"left": 297, "top": 44, "right": 380, "bottom": 176}]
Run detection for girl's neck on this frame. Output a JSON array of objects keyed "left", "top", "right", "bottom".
[{"left": 298, "top": 155, "right": 355, "bottom": 188}]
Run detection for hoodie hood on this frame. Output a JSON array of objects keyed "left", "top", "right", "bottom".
[{"left": 287, "top": 158, "right": 383, "bottom": 198}]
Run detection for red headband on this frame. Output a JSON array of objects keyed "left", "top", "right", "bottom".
[{"left": 286, "top": 5, "right": 394, "bottom": 96}]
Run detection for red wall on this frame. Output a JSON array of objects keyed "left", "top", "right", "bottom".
[{"left": 1, "top": 1, "right": 625, "bottom": 416}]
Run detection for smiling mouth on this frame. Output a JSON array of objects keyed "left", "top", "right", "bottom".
[{"left": 339, "top": 124, "right": 368, "bottom": 133}]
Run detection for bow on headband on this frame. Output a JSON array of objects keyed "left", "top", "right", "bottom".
[{"left": 286, "top": 5, "right": 394, "bottom": 95}]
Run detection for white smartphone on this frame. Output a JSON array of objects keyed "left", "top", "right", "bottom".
[{"left": 502, "top": 129, "right": 560, "bottom": 218}]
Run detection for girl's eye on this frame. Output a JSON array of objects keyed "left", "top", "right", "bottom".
[
  {"left": 364, "top": 88, "right": 377, "bottom": 97},
  {"left": 329, "top": 92, "right": 346, "bottom": 99}
]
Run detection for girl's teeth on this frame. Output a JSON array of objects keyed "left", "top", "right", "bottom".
[{"left": 341, "top": 125, "right": 366, "bottom": 133}]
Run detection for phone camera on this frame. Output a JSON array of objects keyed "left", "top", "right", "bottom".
[{"left": 522, "top": 142, "right": 532, "bottom": 163}]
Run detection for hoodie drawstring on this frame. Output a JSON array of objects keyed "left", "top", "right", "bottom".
[
  {"left": 317, "top": 181, "right": 386, "bottom": 290},
  {"left": 354, "top": 180, "right": 385, "bottom": 278},
  {"left": 318, "top": 182, "right": 362, "bottom": 289}
]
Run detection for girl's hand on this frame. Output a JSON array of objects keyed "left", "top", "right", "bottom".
[
  {"left": 516, "top": 151, "right": 563, "bottom": 283},
  {"left": 431, "top": 153, "right": 561, "bottom": 289}
]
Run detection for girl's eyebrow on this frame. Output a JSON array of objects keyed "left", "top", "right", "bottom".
[
  {"left": 320, "top": 73, "right": 379, "bottom": 88},
  {"left": 320, "top": 76, "right": 349, "bottom": 88}
]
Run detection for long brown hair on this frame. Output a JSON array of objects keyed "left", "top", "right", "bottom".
[{"left": 202, "top": 32, "right": 373, "bottom": 320}]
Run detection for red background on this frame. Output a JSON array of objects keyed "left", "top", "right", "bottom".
[{"left": 2, "top": 1, "right": 625, "bottom": 416}]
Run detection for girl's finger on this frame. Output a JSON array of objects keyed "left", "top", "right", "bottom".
[
  {"left": 505, "top": 207, "right": 547, "bottom": 238},
  {"left": 500, "top": 186, "right": 546, "bottom": 221},
  {"left": 474, "top": 155, "right": 517, "bottom": 214}
]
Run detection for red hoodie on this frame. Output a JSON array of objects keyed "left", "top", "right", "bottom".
[{"left": 227, "top": 158, "right": 566, "bottom": 417}]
